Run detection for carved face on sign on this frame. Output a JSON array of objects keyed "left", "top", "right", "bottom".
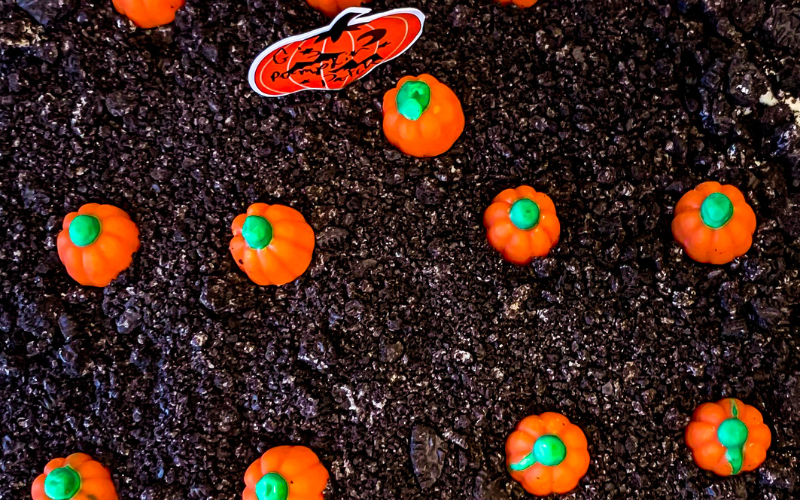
[{"left": 248, "top": 7, "right": 425, "bottom": 97}]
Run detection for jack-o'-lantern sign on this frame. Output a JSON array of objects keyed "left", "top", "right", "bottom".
[{"left": 248, "top": 7, "right": 425, "bottom": 97}]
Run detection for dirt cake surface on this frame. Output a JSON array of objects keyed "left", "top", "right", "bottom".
[{"left": 1, "top": 0, "right": 799, "bottom": 498}]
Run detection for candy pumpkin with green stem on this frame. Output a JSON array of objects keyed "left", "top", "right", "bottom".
[
  {"left": 32, "top": 453, "right": 117, "bottom": 500},
  {"left": 112, "top": 0, "right": 185, "bottom": 28},
  {"left": 484, "top": 186, "right": 560, "bottom": 265},
  {"left": 685, "top": 398, "right": 771, "bottom": 476},
  {"left": 495, "top": 0, "right": 538, "bottom": 7},
  {"left": 306, "top": 0, "right": 368, "bottom": 17},
  {"left": 57, "top": 203, "right": 140, "bottom": 287},
  {"left": 230, "top": 203, "right": 315, "bottom": 286},
  {"left": 243, "top": 446, "right": 329, "bottom": 500},
  {"left": 506, "top": 412, "right": 590, "bottom": 496},
  {"left": 383, "top": 74, "right": 465, "bottom": 157},
  {"left": 672, "top": 182, "right": 756, "bottom": 264}
]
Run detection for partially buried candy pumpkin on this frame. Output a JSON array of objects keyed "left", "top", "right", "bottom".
[
  {"left": 57, "top": 203, "right": 140, "bottom": 287},
  {"left": 506, "top": 412, "right": 590, "bottom": 496},
  {"left": 113, "top": 0, "right": 185, "bottom": 29},
  {"left": 685, "top": 398, "right": 771, "bottom": 476},
  {"left": 32, "top": 453, "right": 117, "bottom": 500},
  {"left": 243, "top": 446, "right": 329, "bottom": 500},
  {"left": 383, "top": 74, "right": 465, "bottom": 157},
  {"left": 672, "top": 181, "right": 756, "bottom": 264},
  {"left": 484, "top": 186, "right": 560, "bottom": 265},
  {"left": 230, "top": 203, "right": 315, "bottom": 286},
  {"left": 306, "top": 0, "right": 369, "bottom": 17},
  {"left": 495, "top": 0, "right": 538, "bottom": 7}
]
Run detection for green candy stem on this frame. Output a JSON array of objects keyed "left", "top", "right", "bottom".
[
  {"left": 68, "top": 215, "right": 101, "bottom": 247},
  {"left": 508, "top": 450, "right": 538, "bottom": 471},
  {"left": 725, "top": 447, "right": 744, "bottom": 475},
  {"left": 255, "top": 472, "right": 289, "bottom": 500},
  {"left": 396, "top": 81, "right": 431, "bottom": 121},
  {"left": 718, "top": 417, "right": 748, "bottom": 474},
  {"left": 509, "top": 198, "right": 541, "bottom": 230},
  {"left": 533, "top": 435, "right": 567, "bottom": 466},
  {"left": 44, "top": 466, "right": 81, "bottom": 500},
  {"left": 242, "top": 215, "right": 273, "bottom": 249},
  {"left": 509, "top": 435, "right": 567, "bottom": 471},
  {"left": 700, "top": 192, "right": 734, "bottom": 229}
]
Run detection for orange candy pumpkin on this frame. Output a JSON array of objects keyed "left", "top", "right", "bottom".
[
  {"left": 32, "top": 453, "right": 117, "bottom": 500},
  {"left": 57, "top": 203, "right": 140, "bottom": 287},
  {"left": 672, "top": 182, "right": 756, "bottom": 264},
  {"left": 243, "top": 446, "right": 329, "bottom": 500},
  {"left": 230, "top": 203, "right": 315, "bottom": 286},
  {"left": 383, "top": 74, "right": 465, "bottom": 158},
  {"left": 495, "top": 0, "right": 538, "bottom": 7},
  {"left": 484, "top": 186, "right": 560, "bottom": 265},
  {"left": 685, "top": 398, "right": 771, "bottom": 476},
  {"left": 306, "top": 0, "right": 369, "bottom": 17},
  {"left": 112, "top": 0, "right": 185, "bottom": 29},
  {"left": 506, "top": 412, "right": 590, "bottom": 496}
]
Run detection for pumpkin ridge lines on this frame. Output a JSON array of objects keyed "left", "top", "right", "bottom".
[
  {"left": 263, "top": 244, "right": 299, "bottom": 277},
  {"left": 273, "top": 233, "right": 314, "bottom": 255},
  {"left": 81, "top": 247, "right": 110, "bottom": 287},
  {"left": 256, "top": 248, "right": 289, "bottom": 285}
]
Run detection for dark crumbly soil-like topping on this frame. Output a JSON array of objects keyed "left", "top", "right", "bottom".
[{"left": 1, "top": 0, "right": 799, "bottom": 499}]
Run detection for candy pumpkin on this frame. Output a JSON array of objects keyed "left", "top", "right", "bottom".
[
  {"left": 230, "top": 203, "right": 315, "bottom": 286},
  {"left": 382, "top": 74, "right": 465, "bottom": 157},
  {"left": 306, "top": 0, "right": 369, "bottom": 17},
  {"left": 506, "top": 412, "right": 590, "bottom": 496},
  {"left": 32, "top": 453, "right": 117, "bottom": 500},
  {"left": 243, "top": 446, "right": 329, "bottom": 500},
  {"left": 495, "top": 0, "right": 538, "bottom": 7},
  {"left": 484, "top": 186, "right": 560, "bottom": 265},
  {"left": 112, "top": 0, "right": 185, "bottom": 29},
  {"left": 685, "top": 398, "right": 771, "bottom": 476},
  {"left": 672, "top": 182, "right": 756, "bottom": 264},
  {"left": 57, "top": 203, "right": 140, "bottom": 287}
]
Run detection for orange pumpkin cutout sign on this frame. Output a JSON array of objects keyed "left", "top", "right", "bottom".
[
  {"left": 484, "top": 186, "right": 560, "bottom": 265},
  {"left": 307, "top": 0, "right": 369, "bottom": 18},
  {"left": 495, "top": 0, "right": 539, "bottom": 7},
  {"left": 249, "top": 8, "right": 425, "bottom": 97},
  {"left": 506, "top": 413, "right": 590, "bottom": 496},
  {"left": 32, "top": 453, "right": 117, "bottom": 500},
  {"left": 383, "top": 74, "right": 465, "bottom": 157},
  {"left": 230, "top": 203, "right": 315, "bottom": 286},
  {"left": 57, "top": 203, "right": 140, "bottom": 287},
  {"left": 672, "top": 181, "right": 756, "bottom": 264},
  {"left": 243, "top": 446, "right": 329, "bottom": 500},
  {"left": 685, "top": 398, "right": 771, "bottom": 476},
  {"left": 112, "top": 0, "right": 185, "bottom": 29}
]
